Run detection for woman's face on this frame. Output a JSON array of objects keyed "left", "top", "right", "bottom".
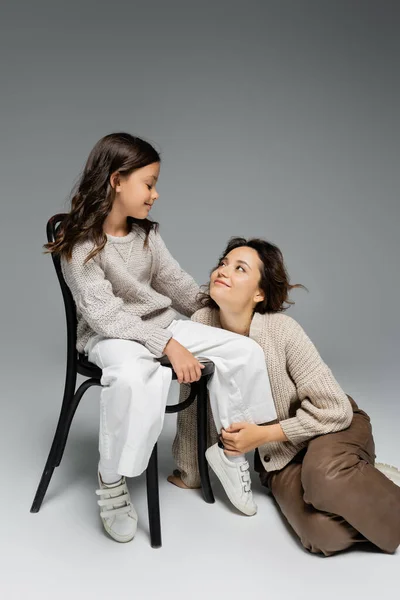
[{"left": 210, "top": 246, "right": 265, "bottom": 313}]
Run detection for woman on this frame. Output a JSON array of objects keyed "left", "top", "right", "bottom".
[{"left": 169, "top": 237, "right": 400, "bottom": 556}]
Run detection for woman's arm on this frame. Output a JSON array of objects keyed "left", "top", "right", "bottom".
[
  {"left": 221, "top": 422, "right": 287, "bottom": 455},
  {"left": 221, "top": 316, "right": 353, "bottom": 454},
  {"left": 278, "top": 317, "right": 353, "bottom": 445}
]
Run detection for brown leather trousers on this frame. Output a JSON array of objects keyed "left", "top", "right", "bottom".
[{"left": 255, "top": 397, "right": 400, "bottom": 556}]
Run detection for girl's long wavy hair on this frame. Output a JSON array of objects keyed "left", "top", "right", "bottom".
[
  {"left": 199, "top": 237, "right": 306, "bottom": 314},
  {"left": 44, "top": 133, "right": 160, "bottom": 262}
]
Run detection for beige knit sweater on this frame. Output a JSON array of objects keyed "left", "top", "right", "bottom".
[
  {"left": 61, "top": 225, "right": 202, "bottom": 357},
  {"left": 173, "top": 307, "right": 353, "bottom": 487}
]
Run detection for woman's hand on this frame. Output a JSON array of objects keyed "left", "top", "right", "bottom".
[
  {"left": 221, "top": 422, "right": 287, "bottom": 454},
  {"left": 221, "top": 423, "right": 267, "bottom": 455},
  {"left": 163, "top": 338, "right": 204, "bottom": 384}
]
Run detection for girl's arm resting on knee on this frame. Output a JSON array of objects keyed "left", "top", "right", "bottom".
[
  {"left": 278, "top": 318, "right": 353, "bottom": 445},
  {"left": 150, "top": 231, "right": 202, "bottom": 317},
  {"left": 164, "top": 338, "right": 204, "bottom": 384},
  {"left": 61, "top": 245, "right": 172, "bottom": 358}
]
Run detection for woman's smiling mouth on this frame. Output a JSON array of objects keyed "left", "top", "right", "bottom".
[{"left": 214, "top": 279, "right": 230, "bottom": 287}]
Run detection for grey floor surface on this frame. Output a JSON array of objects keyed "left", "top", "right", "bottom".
[{"left": 3, "top": 359, "right": 399, "bottom": 600}]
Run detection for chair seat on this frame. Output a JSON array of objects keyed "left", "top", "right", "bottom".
[
  {"left": 77, "top": 353, "right": 102, "bottom": 379},
  {"left": 78, "top": 352, "right": 215, "bottom": 381}
]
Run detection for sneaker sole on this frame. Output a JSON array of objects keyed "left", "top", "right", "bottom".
[{"left": 206, "top": 446, "right": 257, "bottom": 516}]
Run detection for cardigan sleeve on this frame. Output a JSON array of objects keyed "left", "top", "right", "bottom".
[
  {"left": 279, "top": 318, "right": 353, "bottom": 445},
  {"left": 150, "top": 231, "right": 202, "bottom": 317}
]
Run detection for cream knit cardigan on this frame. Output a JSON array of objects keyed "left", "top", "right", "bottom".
[{"left": 173, "top": 307, "right": 353, "bottom": 487}]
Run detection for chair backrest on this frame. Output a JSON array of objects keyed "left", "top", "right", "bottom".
[{"left": 47, "top": 213, "right": 79, "bottom": 368}]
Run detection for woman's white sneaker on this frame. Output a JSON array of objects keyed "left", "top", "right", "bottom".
[
  {"left": 205, "top": 443, "right": 257, "bottom": 516},
  {"left": 375, "top": 462, "right": 400, "bottom": 486},
  {"left": 95, "top": 473, "right": 138, "bottom": 542}
]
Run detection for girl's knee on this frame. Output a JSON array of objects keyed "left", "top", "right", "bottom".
[
  {"left": 237, "top": 336, "right": 265, "bottom": 361},
  {"left": 103, "top": 361, "right": 146, "bottom": 389}
]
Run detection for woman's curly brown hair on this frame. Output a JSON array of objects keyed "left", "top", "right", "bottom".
[
  {"left": 199, "top": 237, "right": 306, "bottom": 313},
  {"left": 44, "top": 133, "right": 160, "bottom": 263}
]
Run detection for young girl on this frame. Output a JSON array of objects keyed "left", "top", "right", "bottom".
[{"left": 45, "top": 133, "right": 277, "bottom": 543}]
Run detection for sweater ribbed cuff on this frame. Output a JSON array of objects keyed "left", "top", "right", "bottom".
[
  {"left": 279, "top": 417, "right": 312, "bottom": 445},
  {"left": 145, "top": 328, "right": 173, "bottom": 358}
]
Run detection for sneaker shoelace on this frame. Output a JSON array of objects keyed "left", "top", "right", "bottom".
[
  {"left": 239, "top": 461, "right": 251, "bottom": 493},
  {"left": 95, "top": 481, "right": 133, "bottom": 518}
]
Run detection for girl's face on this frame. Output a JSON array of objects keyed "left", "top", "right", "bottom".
[
  {"left": 210, "top": 246, "right": 265, "bottom": 313},
  {"left": 112, "top": 162, "right": 160, "bottom": 219}
]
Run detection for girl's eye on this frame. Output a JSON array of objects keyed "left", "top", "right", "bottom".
[
  {"left": 146, "top": 184, "right": 152, "bottom": 190},
  {"left": 237, "top": 266, "right": 245, "bottom": 272}
]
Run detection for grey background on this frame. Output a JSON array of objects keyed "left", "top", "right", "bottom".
[{"left": 1, "top": 1, "right": 399, "bottom": 598}]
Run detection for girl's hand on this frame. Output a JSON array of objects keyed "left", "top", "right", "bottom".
[
  {"left": 221, "top": 423, "right": 267, "bottom": 455},
  {"left": 163, "top": 338, "right": 204, "bottom": 384}
]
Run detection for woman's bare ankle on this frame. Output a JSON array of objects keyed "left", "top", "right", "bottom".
[{"left": 167, "top": 472, "right": 200, "bottom": 489}]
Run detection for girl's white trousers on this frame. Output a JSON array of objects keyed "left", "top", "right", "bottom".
[{"left": 85, "top": 319, "right": 276, "bottom": 477}]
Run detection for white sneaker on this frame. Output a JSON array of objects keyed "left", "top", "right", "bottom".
[
  {"left": 205, "top": 443, "right": 257, "bottom": 516},
  {"left": 375, "top": 462, "right": 400, "bottom": 486},
  {"left": 95, "top": 473, "right": 138, "bottom": 542}
]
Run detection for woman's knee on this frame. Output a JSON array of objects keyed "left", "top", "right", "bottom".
[
  {"left": 299, "top": 512, "right": 359, "bottom": 557},
  {"left": 301, "top": 447, "right": 360, "bottom": 510}
]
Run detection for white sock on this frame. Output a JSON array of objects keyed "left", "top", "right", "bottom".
[
  {"left": 99, "top": 462, "right": 122, "bottom": 485},
  {"left": 225, "top": 453, "right": 246, "bottom": 464}
]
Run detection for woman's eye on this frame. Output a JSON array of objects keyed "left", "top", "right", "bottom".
[{"left": 237, "top": 266, "right": 245, "bottom": 272}]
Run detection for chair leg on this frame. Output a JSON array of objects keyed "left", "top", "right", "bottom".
[
  {"left": 55, "top": 379, "right": 101, "bottom": 466},
  {"left": 30, "top": 378, "right": 100, "bottom": 513},
  {"left": 197, "top": 376, "right": 215, "bottom": 504},
  {"left": 51, "top": 357, "right": 78, "bottom": 467},
  {"left": 146, "top": 444, "right": 162, "bottom": 548},
  {"left": 30, "top": 447, "right": 59, "bottom": 513}
]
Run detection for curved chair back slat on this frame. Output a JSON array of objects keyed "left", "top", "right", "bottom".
[{"left": 46, "top": 214, "right": 101, "bottom": 379}]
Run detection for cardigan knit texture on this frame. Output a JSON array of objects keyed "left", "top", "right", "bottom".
[{"left": 173, "top": 307, "right": 353, "bottom": 486}]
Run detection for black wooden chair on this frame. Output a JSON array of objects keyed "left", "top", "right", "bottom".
[{"left": 30, "top": 214, "right": 215, "bottom": 547}]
